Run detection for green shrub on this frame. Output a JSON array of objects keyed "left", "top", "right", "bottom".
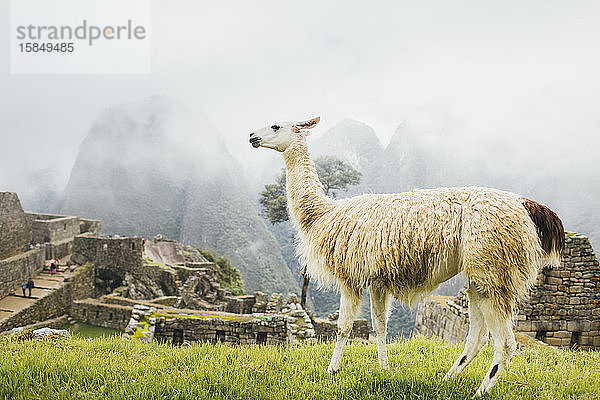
[{"left": 199, "top": 249, "right": 245, "bottom": 296}]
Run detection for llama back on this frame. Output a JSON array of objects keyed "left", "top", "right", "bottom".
[
  {"left": 300, "top": 188, "right": 471, "bottom": 298},
  {"left": 299, "top": 187, "right": 562, "bottom": 313}
]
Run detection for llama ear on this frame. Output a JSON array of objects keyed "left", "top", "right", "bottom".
[{"left": 294, "top": 116, "right": 320, "bottom": 132}]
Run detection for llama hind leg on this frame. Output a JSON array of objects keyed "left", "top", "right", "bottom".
[
  {"left": 369, "top": 285, "right": 391, "bottom": 370},
  {"left": 443, "top": 288, "right": 488, "bottom": 381},
  {"left": 327, "top": 285, "right": 361, "bottom": 374},
  {"left": 475, "top": 302, "right": 517, "bottom": 396}
]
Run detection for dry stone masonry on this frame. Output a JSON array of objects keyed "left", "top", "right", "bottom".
[
  {"left": 26, "top": 213, "right": 81, "bottom": 245},
  {"left": 415, "top": 233, "right": 600, "bottom": 350},
  {"left": 0, "top": 194, "right": 100, "bottom": 300},
  {"left": 1, "top": 194, "right": 371, "bottom": 343},
  {"left": 26, "top": 212, "right": 102, "bottom": 260},
  {"left": 0, "top": 192, "right": 32, "bottom": 260},
  {"left": 122, "top": 293, "right": 366, "bottom": 346},
  {"left": 125, "top": 304, "right": 289, "bottom": 345},
  {"left": 516, "top": 233, "right": 600, "bottom": 348},
  {"left": 61, "top": 233, "right": 371, "bottom": 345}
]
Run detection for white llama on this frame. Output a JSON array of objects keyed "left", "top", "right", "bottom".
[{"left": 249, "top": 117, "right": 564, "bottom": 395}]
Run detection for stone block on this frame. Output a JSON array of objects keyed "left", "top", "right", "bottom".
[
  {"left": 516, "top": 321, "right": 531, "bottom": 332},
  {"left": 546, "top": 276, "right": 562, "bottom": 285},
  {"left": 545, "top": 337, "right": 562, "bottom": 346},
  {"left": 554, "top": 331, "right": 571, "bottom": 339}
]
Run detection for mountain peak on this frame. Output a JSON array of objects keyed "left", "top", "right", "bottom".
[
  {"left": 322, "top": 119, "right": 382, "bottom": 145},
  {"left": 310, "top": 119, "right": 383, "bottom": 172},
  {"left": 60, "top": 97, "right": 297, "bottom": 295}
]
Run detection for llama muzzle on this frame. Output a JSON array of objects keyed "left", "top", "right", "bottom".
[{"left": 249, "top": 136, "right": 261, "bottom": 148}]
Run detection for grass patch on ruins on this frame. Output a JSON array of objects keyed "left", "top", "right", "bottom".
[
  {"left": 57, "top": 322, "right": 121, "bottom": 339},
  {"left": 0, "top": 335, "right": 598, "bottom": 400}
]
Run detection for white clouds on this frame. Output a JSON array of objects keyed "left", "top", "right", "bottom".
[{"left": 1, "top": 0, "right": 599, "bottom": 198}]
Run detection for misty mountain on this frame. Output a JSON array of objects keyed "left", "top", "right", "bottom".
[
  {"left": 311, "top": 119, "right": 384, "bottom": 195},
  {"left": 59, "top": 96, "right": 298, "bottom": 295}
]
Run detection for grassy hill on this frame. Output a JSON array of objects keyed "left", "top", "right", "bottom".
[{"left": 1, "top": 335, "right": 598, "bottom": 400}]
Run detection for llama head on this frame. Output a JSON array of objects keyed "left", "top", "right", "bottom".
[{"left": 249, "top": 117, "right": 320, "bottom": 152}]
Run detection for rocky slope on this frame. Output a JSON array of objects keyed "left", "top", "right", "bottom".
[{"left": 59, "top": 96, "right": 298, "bottom": 295}]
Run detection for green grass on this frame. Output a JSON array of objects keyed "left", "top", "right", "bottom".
[
  {"left": 56, "top": 322, "right": 121, "bottom": 339},
  {"left": 0, "top": 336, "right": 598, "bottom": 400}
]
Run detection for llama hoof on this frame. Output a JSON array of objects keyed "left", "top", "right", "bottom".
[
  {"left": 442, "top": 369, "right": 456, "bottom": 382},
  {"left": 326, "top": 365, "right": 338, "bottom": 374},
  {"left": 474, "top": 384, "right": 487, "bottom": 397}
]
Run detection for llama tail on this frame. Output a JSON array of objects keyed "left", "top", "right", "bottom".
[{"left": 521, "top": 198, "right": 565, "bottom": 268}]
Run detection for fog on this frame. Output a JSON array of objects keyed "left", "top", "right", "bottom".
[{"left": 1, "top": 1, "right": 599, "bottom": 220}]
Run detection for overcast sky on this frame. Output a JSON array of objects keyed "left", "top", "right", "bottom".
[{"left": 1, "top": 0, "right": 600, "bottom": 200}]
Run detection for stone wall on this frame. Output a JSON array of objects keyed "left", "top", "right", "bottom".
[
  {"left": 0, "top": 263, "right": 95, "bottom": 332},
  {"left": 99, "top": 295, "right": 178, "bottom": 308},
  {"left": 313, "top": 318, "right": 371, "bottom": 341},
  {"left": 70, "top": 299, "right": 132, "bottom": 330},
  {"left": 26, "top": 212, "right": 80, "bottom": 244},
  {"left": 79, "top": 218, "right": 102, "bottom": 236},
  {"left": 516, "top": 233, "right": 600, "bottom": 349},
  {"left": 126, "top": 304, "right": 289, "bottom": 345},
  {"left": 120, "top": 293, "right": 365, "bottom": 346},
  {"left": 0, "top": 192, "right": 31, "bottom": 260},
  {"left": 175, "top": 265, "right": 243, "bottom": 311},
  {"left": 43, "top": 239, "right": 73, "bottom": 260},
  {"left": 72, "top": 235, "right": 143, "bottom": 270},
  {"left": 0, "top": 248, "right": 44, "bottom": 299},
  {"left": 414, "top": 233, "right": 600, "bottom": 350},
  {"left": 157, "top": 313, "right": 288, "bottom": 345},
  {"left": 109, "top": 261, "right": 180, "bottom": 300},
  {"left": 72, "top": 235, "right": 143, "bottom": 295},
  {"left": 413, "top": 294, "right": 469, "bottom": 344},
  {"left": 0, "top": 315, "right": 70, "bottom": 335}
]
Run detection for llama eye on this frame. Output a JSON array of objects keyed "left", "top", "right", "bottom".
[{"left": 271, "top": 125, "right": 280, "bottom": 132}]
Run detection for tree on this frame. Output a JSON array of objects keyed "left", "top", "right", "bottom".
[
  {"left": 259, "top": 172, "right": 288, "bottom": 224},
  {"left": 259, "top": 156, "right": 362, "bottom": 224},
  {"left": 259, "top": 156, "right": 362, "bottom": 308}
]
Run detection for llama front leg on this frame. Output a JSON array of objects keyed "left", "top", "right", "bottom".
[
  {"left": 369, "top": 285, "right": 391, "bottom": 370},
  {"left": 443, "top": 289, "right": 488, "bottom": 381},
  {"left": 327, "top": 286, "right": 361, "bottom": 374},
  {"left": 475, "top": 304, "right": 517, "bottom": 396}
]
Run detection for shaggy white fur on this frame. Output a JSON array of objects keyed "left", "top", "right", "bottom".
[{"left": 249, "top": 117, "right": 564, "bottom": 396}]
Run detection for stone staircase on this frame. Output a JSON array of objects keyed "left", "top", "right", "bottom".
[{"left": 0, "top": 260, "right": 70, "bottom": 328}]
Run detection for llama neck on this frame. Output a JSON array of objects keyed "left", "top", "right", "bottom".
[{"left": 283, "top": 136, "right": 334, "bottom": 232}]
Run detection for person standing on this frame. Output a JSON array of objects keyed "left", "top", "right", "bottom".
[
  {"left": 26, "top": 278, "right": 34, "bottom": 297},
  {"left": 21, "top": 281, "right": 27, "bottom": 297}
]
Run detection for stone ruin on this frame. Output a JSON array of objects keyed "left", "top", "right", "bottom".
[
  {"left": 0, "top": 192, "right": 101, "bottom": 301},
  {"left": 119, "top": 292, "right": 370, "bottom": 346},
  {"left": 414, "top": 232, "right": 600, "bottom": 350},
  {"left": 0, "top": 195, "right": 370, "bottom": 345},
  {"left": 68, "top": 234, "right": 370, "bottom": 345}
]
